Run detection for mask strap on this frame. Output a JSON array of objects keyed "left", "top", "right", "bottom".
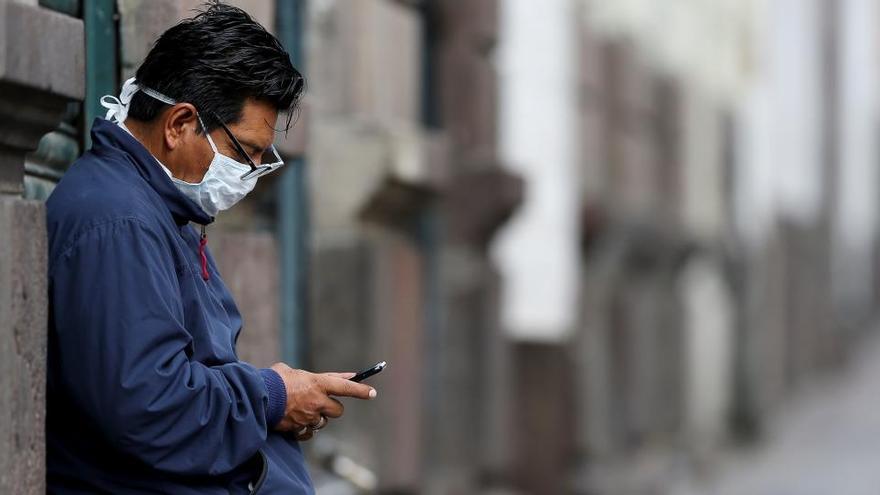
[
  {"left": 196, "top": 113, "right": 220, "bottom": 154},
  {"left": 100, "top": 78, "right": 178, "bottom": 123},
  {"left": 100, "top": 77, "right": 140, "bottom": 123},
  {"left": 140, "top": 86, "right": 177, "bottom": 106}
]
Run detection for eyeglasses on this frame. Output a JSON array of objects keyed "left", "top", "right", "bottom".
[{"left": 211, "top": 112, "right": 285, "bottom": 181}]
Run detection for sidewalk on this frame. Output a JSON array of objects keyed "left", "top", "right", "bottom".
[{"left": 672, "top": 330, "right": 880, "bottom": 495}]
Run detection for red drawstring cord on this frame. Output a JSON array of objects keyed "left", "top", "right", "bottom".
[{"left": 199, "top": 225, "right": 210, "bottom": 281}]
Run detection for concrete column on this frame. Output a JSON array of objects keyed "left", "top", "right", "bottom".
[
  {"left": 0, "top": 2, "right": 83, "bottom": 493},
  {"left": 0, "top": 198, "right": 48, "bottom": 494},
  {"left": 427, "top": 168, "right": 522, "bottom": 494}
]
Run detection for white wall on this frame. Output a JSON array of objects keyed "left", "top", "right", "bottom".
[
  {"left": 833, "top": 0, "right": 879, "bottom": 313},
  {"left": 493, "top": 0, "right": 580, "bottom": 342},
  {"left": 736, "top": 0, "right": 824, "bottom": 244}
]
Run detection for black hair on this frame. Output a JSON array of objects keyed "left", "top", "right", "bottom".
[{"left": 127, "top": 1, "right": 303, "bottom": 133}]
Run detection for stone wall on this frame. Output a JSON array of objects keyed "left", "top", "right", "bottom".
[
  {"left": 0, "top": 199, "right": 48, "bottom": 494},
  {"left": 0, "top": 1, "right": 84, "bottom": 493}
]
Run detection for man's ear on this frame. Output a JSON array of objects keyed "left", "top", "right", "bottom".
[{"left": 162, "top": 103, "right": 200, "bottom": 150}]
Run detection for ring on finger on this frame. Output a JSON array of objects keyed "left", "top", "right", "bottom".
[{"left": 309, "top": 415, "right": 328, "bottom": 431}]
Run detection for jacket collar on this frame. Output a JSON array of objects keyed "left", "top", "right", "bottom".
[{"left": 89, "top": 118, "right": 213, "bottom": 226}]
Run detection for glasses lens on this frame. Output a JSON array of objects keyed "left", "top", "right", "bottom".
[
  {"left": 257, "top": 148, "right": 277, "bottom": 166},
  {"left": 239, "top": 146, "right": 284, "bottom": 180}
]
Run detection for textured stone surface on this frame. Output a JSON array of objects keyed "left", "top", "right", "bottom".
[
  {"left": 432, "top": 0, "right": 499, "bottom": 169},
  {"left": 119, "top": 0, "right": 273, "bottom": 80},
  {"left": 0, "top": 197, "right": 47, "bottom": 494},
  {"left": 370, "top": 231, "right": 425, "bottom": 492},
  {"left": 442, "top": 167, "right": 523, "bottom": 247},
  {"left": 510, "top": 342, "right": 576, "bottom": 495},
  {"left": 307, "top": 0, "right": 421, "bottom": 124},
  {"left": 310, "top": 119, "right": 439, "bottom": 232},
  {"left": 118, "top": 0, "right": 199, "bottom": 78},
  {"left": 309, "top": 232, "right": 428, "bottom": 491},
  {"left": 306, "top": 236, "right": 378, "bottom": 464},
  {"left": 209, "top": 231, "right": 281, "bottom": 368},
  {"left": 420, "top": 245, "right": 515, "bottom": 494},
  {"left": 0, "top": 2, "right": 84, "bottom": 101},
  {"left": 0, "top": 148, "right": 26, "bottom": 196},
  {"left": 0, "top": 3, "right": 83, "bottom": 196}
]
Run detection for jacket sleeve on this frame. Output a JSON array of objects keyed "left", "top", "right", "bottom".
[{"left": 49, "top": 217, "right": 287, "bottom": 476}]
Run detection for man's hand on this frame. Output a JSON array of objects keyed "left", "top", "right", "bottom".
[{"left": 269, "top": 363, "right": 377, "bottom": 441}]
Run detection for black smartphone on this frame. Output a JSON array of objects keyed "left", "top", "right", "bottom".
[{"left": 350, "top": 361, "right": 386, "bottom": 382}]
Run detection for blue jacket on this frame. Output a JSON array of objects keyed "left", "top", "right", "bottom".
[{"left": 46, "top": 118, "right": 315, "bottom": 494}]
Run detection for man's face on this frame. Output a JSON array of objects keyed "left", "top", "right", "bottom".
[{"left": 174, "top": 98, "right": 279, "bottom": 183}]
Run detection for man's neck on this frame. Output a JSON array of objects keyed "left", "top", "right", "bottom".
[{"left": 122, "top": 119, "right": 177, "bottom": 178}]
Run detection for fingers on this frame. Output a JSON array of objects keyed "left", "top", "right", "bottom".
[
  {"left": 321, "top": 397, "right": 345, "bottom": 419},
  {"left": 295, "top": 426, "right": 313, "bottom": 442},
  {"left": 320, "top": 375, "right": 377, "bottom": 400}
]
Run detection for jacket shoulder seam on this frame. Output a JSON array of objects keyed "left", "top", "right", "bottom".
[{"left": 49, "top": 216, "right": 163, "bottom": 275}]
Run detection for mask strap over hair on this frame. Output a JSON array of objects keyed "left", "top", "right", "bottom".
[
  {"left": 141, "top": 86, "right": 177, "bottom": 106},
  {"left": 100, "top": 78, "right": 177, "bottom": 123}
]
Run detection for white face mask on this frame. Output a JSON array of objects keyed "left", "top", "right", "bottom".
[
  {"left": 101, "top": 77, "right": 282, "bottom": 217},
  {"left": 170, "top": 117, "right": 256, "bottom": 217}
]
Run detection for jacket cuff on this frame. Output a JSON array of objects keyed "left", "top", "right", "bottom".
[{"left": 259, "top": 368, "right": 287, "bottom": 428}]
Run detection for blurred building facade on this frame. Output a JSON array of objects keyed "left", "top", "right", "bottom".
[
  {"left": 3, "top": 0, "right": 880, "bottom": 494},
  {"left": 0, "top": 0, "right": 524, "bottom": 493},
  {"left": 533, "top": 0, "right": 879, "bottom": 493}
]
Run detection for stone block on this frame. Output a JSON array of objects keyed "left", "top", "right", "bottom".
[
  {"left": 510, "top": 342, "right": 575, "bottom": 495},
  {"left": 571, "top": 251, "right": 618, "bottom": 459},
  {"left": 309, "top": 118, "right": 439, "bottom": 232},
  {"left": 436, "top": 43, "right": 497, "bottom": 167},
  {"left": 369, "top": 231, "right": 425, "bottom": 492},
  {"left": 208, "top": 231, "right": 281, "bottom": 368},
  {"left": 118, "top": 0, "right": 198, "bottom": 78},
  {"left": 119, "top": 0, "right": 275, "bottom": 80},
  {"left": 0, "top": 2, "right": 84, "bottom": 101},
  {"left": 578, "top": 20, "right": 610, "bottom": 202},
  {"left": 309, "top": 237, "right": 374, "bottom": 374},
  {"left": 734, "top": 230, "right": 789, "bottom": 436},
  {"left": 0, "top": 197, "right": 47, "bottom": 494},
  {"left": 434, "top": 0, "right": 498, "bottom": 50},
  {"left": 442, "top": 166, "right": 523, "bottom": 246},
  {"left": 308, "top": 231, "right": 427, "bottom": 491},
  {"left": 421, "top": 246, "right": 515, "bottom": 494},
  {"left": 600, "top": 39, "right": 664, "bottom": 218},
  {"left": 0, "top": 3, "right": 83, "bottom": 196},
  {"left": 0, "top": 147, "right": 26, "bottom": 196},
  {"left": 309, "top": 119, "right": 393, "bottom": 232},
  {"left": 307, "top": 0, "right": 422, "bottom": 124},
  {"left": 306, "top": 236, "right": 379, "bottom": 470}
]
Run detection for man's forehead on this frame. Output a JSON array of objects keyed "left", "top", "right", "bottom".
[{"left": 229, "top": 99, "right": 278, "bottom": 149}]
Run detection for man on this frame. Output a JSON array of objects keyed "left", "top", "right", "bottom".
[{"left": 45, "top": 4, "right": 376, "bottom": 493}]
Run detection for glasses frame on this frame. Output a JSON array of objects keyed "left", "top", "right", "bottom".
[{"left": 210, "top": 112, "right": 285, "bottom": 181}]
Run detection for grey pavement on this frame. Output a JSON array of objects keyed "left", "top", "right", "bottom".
[{"left": 672, "top": 329, "right": 880, "bottom": 495}]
